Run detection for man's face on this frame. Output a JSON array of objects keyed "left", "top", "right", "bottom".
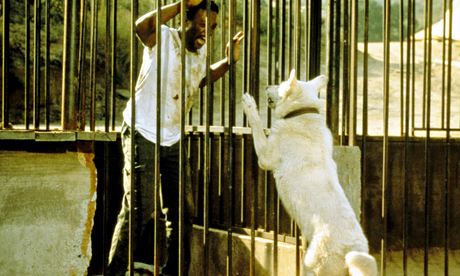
[{"left": 185, "top": 9, "right": 218, "bottom": 52}]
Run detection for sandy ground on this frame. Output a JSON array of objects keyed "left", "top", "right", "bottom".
[
  {"left": 357, "top": 40, "right": 460, "bottom": 137},
  {"left": 377, "top": 248, "right": 460, "bottom": 275}
]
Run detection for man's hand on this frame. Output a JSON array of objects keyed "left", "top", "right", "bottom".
[
  {"left": 185, "top": 0, "right": 202, "bottom": 8},
  {"left": 226, "top": 31, "right": 245, "bottom": 64}
]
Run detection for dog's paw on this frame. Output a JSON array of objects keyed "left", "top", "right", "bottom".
[{"left": 242, "top": 93, "right": 258, "bottom": 114}]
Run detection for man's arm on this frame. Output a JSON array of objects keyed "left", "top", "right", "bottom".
[
  {"left": 135, "top": 1, "right": 181, "bottom": 48},
  {"left": 199, "top": 31, "right": 244, "bottom": 88}
]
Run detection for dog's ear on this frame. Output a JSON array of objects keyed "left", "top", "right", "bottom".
[{"left": 287, "top": 69, "right": 297, "bottom": 90}]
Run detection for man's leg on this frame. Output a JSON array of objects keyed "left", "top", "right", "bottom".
[
  {"left": 159, "top": 142, "right": 193, "bottom": 276},
  {"left": 107, "top": 124, "right": 157, "bottom": 275}
]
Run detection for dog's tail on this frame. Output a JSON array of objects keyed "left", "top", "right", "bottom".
[{"left": 345, "top": 251, "right": 378, "bottom": 276}]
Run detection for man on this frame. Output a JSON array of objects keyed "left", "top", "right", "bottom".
[{"left": 107, "top": 0, "right": 244, "bottom": 275}]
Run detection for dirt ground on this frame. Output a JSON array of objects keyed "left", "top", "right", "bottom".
[
  {"left": 357, "top": 40, "right": 460, "bottom": 138},
  {"left": 377, "top": 248, "right": 460, "bottom": 275}
]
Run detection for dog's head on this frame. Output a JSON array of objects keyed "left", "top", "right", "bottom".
[{"left": 266, "top": 69, "right": 327, "bottom": 118}]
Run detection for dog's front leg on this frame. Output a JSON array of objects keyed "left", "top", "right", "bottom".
[{"left": 242, "top": 93, "right": 277, "bottom": 170}]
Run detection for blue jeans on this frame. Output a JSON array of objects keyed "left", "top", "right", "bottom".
[{"left": 108, "top": 122, "right": 193, "bottom": 275}]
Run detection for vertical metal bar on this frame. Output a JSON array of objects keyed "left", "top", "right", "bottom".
[
  {"left": 308, "top": 0, "right": 322, "bottom": 79},
  {"left": 25, "top": 0, "right": 30, "bottom": 129},
  {"left": 61, "top": 0, "right": 79, "bottom": 130},
  {"left": 403, "top": 0, "right": 413, "bottom": 274},
  {"left": 44, "top": 0, "right": 50, "bottom": 130},
  {"left": 288, "top": 0, "right": 293, "bottom": 71},
  {"left": 295, "top": 0, "right": 301, "bottom": 75},
  {"left": 348, "top": 0, "right": 357, "bottom": 146},
  {"left": 203, "top": 2, "right": 212, "bottom": 275},
  {"left": 227, "top": 0, "right": 236, "bottom": 274},
  {"left": 129, "top": 0, "right": 138, "bottom": 274},
  {"left": 154, "top": 2, "right": 162, "bottom": 275},
  {"left": 273, "top": 0, "right": 280, "bottom": 274},
  {"left": 77, "top": 0, "right": 88, "bottom": 130},
  {"left": 111, "top": 0, "right": 117, "bottom": 131},
  {"left": 326, "top": 0, "right": 340, "bottom": 141},
  {"left": 444, "top": 1, "right": 453, "bottom": 274},
  {"left": 33, "top": 0, "right": 41, "bottom": 129},
  {"left": 264, "top": 0, "right": 273, "bottom": 231},
  {"left": 280, "top": 0, "right": 286, "bottom": 80},
  {"left": 423, "top": 1, "right": 433, "bottom": 274},
  {"left": 341, "top": 0, "right": 349, "bottom": 145},
  {"left": 218, "top": 0, "right": 226, "bottom": 224},
  {"left": 273, "top": 0, "right": 281, "bottom": 276},
  {"left": 381, "top": 0, "right": 391, "bottom": 274},
  {"left": 249, "top": 2, "right": 260, "bottom": 275},
  {"left": 361, "top": 0, "right": 369, "bottom": 228},
  {"left": 295, "top": 1, "right": 301, "bottom": 275},
  {"left": 104, "top": 0, "right": 111, "bottom": 132},
  {"left": 89, "top": 0, "right": 99, "bottom": 131},
  {"left": 243, "top": 0, "right": 249, "bottom": 94},
  {"left": 400, "top": 0, "right": 405, "bottom": 135},
  {"left": 179, "top": 1, "right": 187, "bottom": 275},
  {"left": 410, "top": 0, "right": 416, "bottom": 136},
  {"left": 305, "top": 0, "right": 310, "bottom": 79},
  {"left": 1, "top": 0, "right": 9, "bottom": 129}
]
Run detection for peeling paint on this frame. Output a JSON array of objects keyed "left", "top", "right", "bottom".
[{"left": 77, "top": 142, "right": 98, "bottom": 260}]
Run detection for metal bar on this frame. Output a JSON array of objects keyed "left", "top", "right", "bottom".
[
  {"left": 295, "top": 1, "right": 301, "bottom": 274},
  {"left": 33, "top": 0, "right": 41, "bottom": 129},
  {"left": 243, "top": 0, "right": 249, "bottom": 95},
  {"left": 154, "top": 2, "right": 162, "bottom": 275},
  {"left": 424, "top": 1, "right": 433, "bottom": 274},
  {"left": 381, "top": 0, "right": 391, "bottom": 274},
  {"left": 1, "top": 0, "right": 9, "bottom": 129},
  {"left": 341, "top": 0, "right": 349, "bottom": 145},
  {"left": 444, "top": 1, "right": 454, "bottom": 274},
  {"left": 227, "top": 0, "right": 236, "bottom": 274},
  {"left": 264, "top": 0, "right": 273, "bottom": 231},
  {"left": 305, "top": 0, "right": 310, "bottom": 79},
  {"left": 249, "top": 2, "right": 260, "bottom": 274},
  {"left": 273, "top": 0, "right": 280, "bottom": 273},
  {"left": 295, "top": 0, "right": 301, "bottom": 76},
  {"left": 280, "top": 0, "right": 286, "bottom": 80},
  {"left": 45, "top": 0, "right": 50, "bottom": 130},
  {"left": 129, "top": 1, "right": 138, "bottom": 274},
  {"left": 89, "top": 0, "right": 99, "bottom": 131},
  {"left": 348, "top": 0, "right": 357, "bottom": 146},
  {"left": 361, "top": 0, "right": 369, "bottom": 227},
  {"left": 111, "top": 0, "right": 117, "bottom": 131},
  {"left": 326, "top": 0, "right": 339, "bottom": 141},
  {"left": 411, "top": 0, "right": 416, "bottom": 136},
  {"left": 25, "top": 0, "right": 31, "bottom": 129},
  {"left": 288, "top": 0, "right": 293, "bottom": 71},
  {"left": 104, "top": 0, "right": 111, "bottom": 132},
  {"left": 443, "top": 0, "right": 454, "bottom": 275},
  {"left": 308, "top": 0, "right": 322, "bottom": 79},
  {"left": 77, "top": 0, "right": 88, "bottom": 131},
  {"left": 179, "top": 1, "right": 186, "bottom": 275},
  {"left": 400, "top": 0, "right": 405, "bottom": 135},
  {"left": 403, "top": 0, "right": 413, "bottom": 274},
  {"left": 61, "top": 0, "right": 79, "bottom": 130},
  {"left": 203, "top": 1, "right": 212, "bottom": 275}
]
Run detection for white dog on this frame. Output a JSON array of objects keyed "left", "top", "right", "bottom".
[{"left": 242, "top": 69, "right": 377, "bottom": 276}]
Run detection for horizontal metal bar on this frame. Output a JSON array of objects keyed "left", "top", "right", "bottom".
[{"left": 0, "top": 131, "right": 118, "bottom": 141}]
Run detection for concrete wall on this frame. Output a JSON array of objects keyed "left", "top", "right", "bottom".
[{"left": 0, "top": 142, "right": 96, "bottom": 275}]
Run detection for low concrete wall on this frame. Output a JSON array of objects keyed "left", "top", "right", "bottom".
[{"left": 0, "top": 144, "right": 96, "bottom": 275}]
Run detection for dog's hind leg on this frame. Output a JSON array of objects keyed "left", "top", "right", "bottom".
[{"left": 303, "top": 234, "right": 347, "bottom": 276}]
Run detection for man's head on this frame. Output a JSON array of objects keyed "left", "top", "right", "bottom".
[{"left": 185, "top": 1, "right": 219, "bottom": 52}]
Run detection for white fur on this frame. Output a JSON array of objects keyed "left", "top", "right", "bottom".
[{"left": 242, "top": 69, "right": 377, "bottom": 276}]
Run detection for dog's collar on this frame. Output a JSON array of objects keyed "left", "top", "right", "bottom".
[{"left": 283, "top": 107, "right": 319, "bottom": 119}]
